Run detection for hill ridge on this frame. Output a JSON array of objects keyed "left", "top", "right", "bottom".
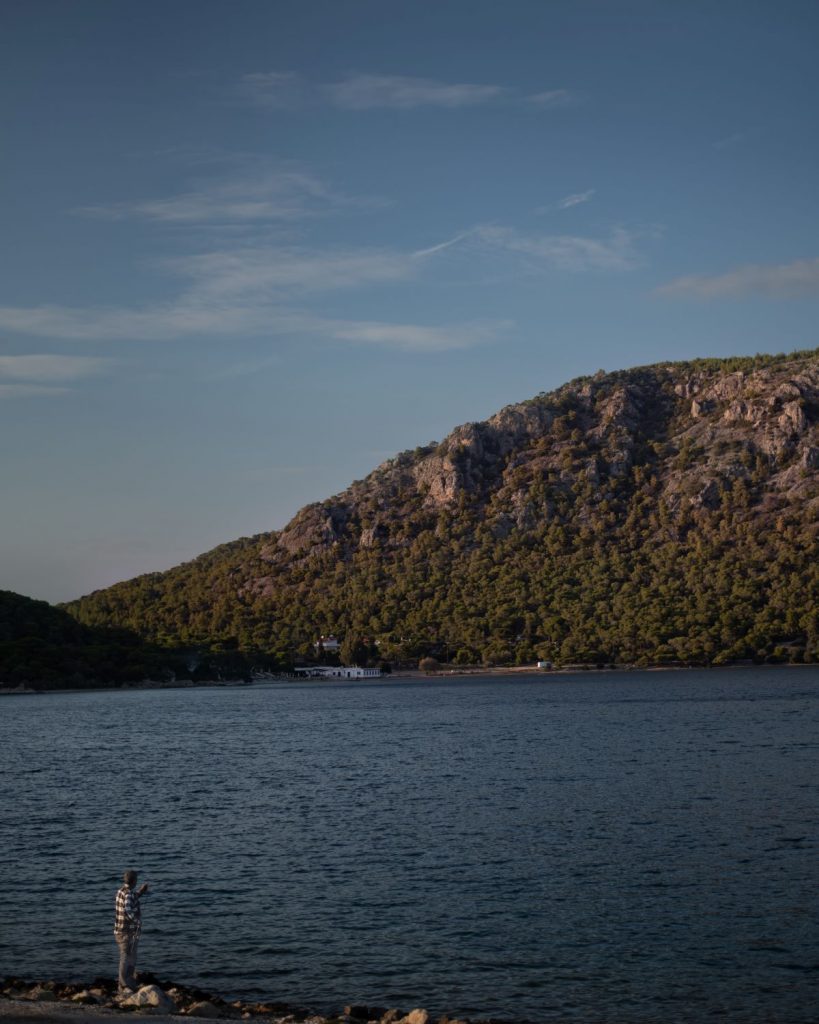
[{"left": 63, "top": 348, "right": 819, "bottom": 668}]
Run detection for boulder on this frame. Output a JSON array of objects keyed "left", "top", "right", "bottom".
[
  {"left": 72, "top": 991, "right": 103, "bottom": 1005},
  {"left": 28, "top": 986, "right": 58, "bottom": 1002},
  {"left": 122, "top": 985, "right": 176, "bottom": 1013},
  {"left": 187, "top": 1000, "right": 224, "bottom": 1018},
  {"left": 400, "top": 1011, "right": 429, "bottom": 1024}
]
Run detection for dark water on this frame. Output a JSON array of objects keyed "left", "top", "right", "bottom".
[{"left": 2, "top": 669, "right": 819, "bottom": 1022}]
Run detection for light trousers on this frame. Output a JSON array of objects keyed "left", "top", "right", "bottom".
[{"left": 115, "top": 931, "right": 139, "bottom": 991}]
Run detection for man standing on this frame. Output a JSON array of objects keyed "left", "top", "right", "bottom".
[{"left": 114, "top": 869, "right": 149, "bottom": 994}]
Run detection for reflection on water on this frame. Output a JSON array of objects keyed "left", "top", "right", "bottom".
[{"left": 1, "top": 667, "right": 819, "bottom": 1022}]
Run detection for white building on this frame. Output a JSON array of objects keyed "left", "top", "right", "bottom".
[{"left": 294, "top": 666, "right": 381, "bottom": 679}]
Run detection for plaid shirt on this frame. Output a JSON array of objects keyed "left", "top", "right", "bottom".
[{"left": 114, "top": 884, "right": 142, "bottom": 937}]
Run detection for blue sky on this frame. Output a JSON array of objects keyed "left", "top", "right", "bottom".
[{"left": 2, "top": 0, "right": 818, "bottom": 602}]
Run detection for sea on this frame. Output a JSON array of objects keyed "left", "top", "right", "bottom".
[{"left": 1, "top": 668, "right": 818, "bottom": 1023}]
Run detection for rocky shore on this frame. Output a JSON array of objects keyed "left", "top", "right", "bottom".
[{"left": 0, "top": 979, "right": 495, "bottom": 1024}]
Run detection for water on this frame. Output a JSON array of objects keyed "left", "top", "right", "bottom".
[{"left": 2, "top": 668, "right": 819, "bottom": 1022}]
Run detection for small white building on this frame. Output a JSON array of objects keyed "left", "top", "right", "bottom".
[{"left": 295, "top": 666, "right": 381, "bottom": 679}]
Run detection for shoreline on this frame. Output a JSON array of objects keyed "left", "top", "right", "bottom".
[
  {"left": 0, "top": 978, "right": 502, "bottom": 1024},
  {"left": 2, "top": 660, "right": 817, "bottom": 696}
]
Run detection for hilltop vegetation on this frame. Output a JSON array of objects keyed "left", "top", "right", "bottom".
[
  {"left": 0, "top": 590, "right": 257, "bottom": 689},
  {"left": 63, "top": 349, "right": 819, "bottom": 670}
]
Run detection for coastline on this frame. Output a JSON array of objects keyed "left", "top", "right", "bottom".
[
  {"left": 0, "top": 979, "right": 494, "bottom": 1024},
  {"left": 2, "top": 660, "right": 816, "bottom": 696}
]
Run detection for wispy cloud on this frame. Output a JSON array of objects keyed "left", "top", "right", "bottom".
[
  {"left": 172, "top": 246, "right": 414, "bottom": 297},
  {"left": 0, "top": 302, "right": 507, "bottom": 354},
  {"left": 0, "top": 353, "right": 100, "bottom": 398},
  {"left": 207, "top": 353, "right": 282, "bottom": 379},
  {"left": 0, "top": 242, "right": 420, "bottom": 343},
  {"left": 473, "top": 224, "right": 641, "bottom": 271},
  {"left": 239, "top": 70, "right": 572, "bottom": 111},
  {"left": 526, "top": 89, "right": 577, "bottom": 108},
  {"left": 0, "top": 384, "right": 70, "bottom": 399},
  {"left": 323, "top": 74, "right": 507, "bottom": 110},
  {"left": 0, "top": 354, "right": 109, "bottom": 381},
  {"left": 657, "top": 258, "right": 819, "bottom": 298},
  {"left": 411, "top": 233, "right": 471, "bottom": 259},
  {"left": 713, "top": 131, "right": 746, "bottom": 151},
  {"left": 0, "top": 221, "right": 646, "bottom": 344},
  {"left": 236, "top": 71, "right": 305, "bottom": 109},
  {"left": 0, "top": 302, "right": 281, "bottom": 342},
  {"left": 324, "top": 318, "right": 513, "bottom": 352},
  {"left": 77, "top": 164, "right": 382, "bottom": 225},
  {"left": 411, "top": 224, "right": 643, "bottom": 272},
  {"left": 1, "top": 172, "right": 645, "bottom": 353},
  {"left": 534, "top": 189, "right": 595, "bottom": 215},
  {"left": 557, "top": 188, "right": 596, "bottom": 210}
]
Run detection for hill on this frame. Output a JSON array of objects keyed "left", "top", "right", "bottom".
[
  {"left": 63, "top": 349, "right": 819, "bottom": 669},
  {"left": 0, "top": 590, "right": 255, "bottom": 689}
]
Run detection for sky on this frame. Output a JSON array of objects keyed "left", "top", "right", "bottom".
[{"left": 2, "top": 0, "right": 818, "bottom": 603}]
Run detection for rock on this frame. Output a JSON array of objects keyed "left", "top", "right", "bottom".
[
  {"left": 400, "top": 1011, "right": 429, "bottom": 1024},
  {"left": 414, "top": 452, "right": 462, "bottom": 507},
  {"left": 188, "top": 1000, "right": 224, "bottom": 1018},
  {"left": 122, "top": 985, "right": 176, "bottom": 1013},
  {"left": 803, "top": 446, "right": 819, "bottom": 469},
  {"left": 696, "top": 478, "right": 722, "bottom": 509},
  {"left": 380, "top": 1011, "right": 404, "bottom": 1024},
  {"left": 723, "top": 399, "right": 752, "bottom": 425},
  {"left": 779, "top": 400, "right": 807, "bottom": 435},
  {"left": 29, "top": 986, "right": 58, "bottom": 1002},
  {"left": 72, "top": 991, "right": 102, "bottom": 1004},
  {"left": 344, "top": 1008, "right": 370, "bottom": 1021}
]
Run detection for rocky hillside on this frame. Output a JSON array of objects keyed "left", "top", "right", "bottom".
[{"left": 64, "top": 349, "right": 819, "bottom": 667}]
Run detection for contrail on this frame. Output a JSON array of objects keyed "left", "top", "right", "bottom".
[{"left": 411, "top": 231, "right": 470, "bottom": 259}]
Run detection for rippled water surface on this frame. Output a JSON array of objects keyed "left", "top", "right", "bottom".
[{"left": 2, "top": 668, "right": 819, "bottom": 1022}]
